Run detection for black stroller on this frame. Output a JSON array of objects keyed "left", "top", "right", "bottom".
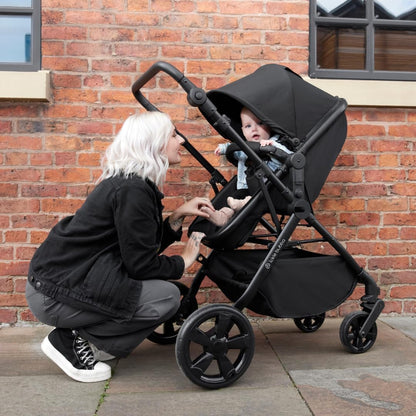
[{"left": 132, "top": 62, "right": 385, "bottom": 389}]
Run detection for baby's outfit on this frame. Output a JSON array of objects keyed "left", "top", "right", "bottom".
[
  {"left": 208, "top": 135, "right": 292, "bottom": 226},
  {"left": 216, "top": 134, "right": 292, "bottom": 190}
]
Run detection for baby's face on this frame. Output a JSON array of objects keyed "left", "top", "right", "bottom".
[{"left": 241, "top": 109, "right": 271, "bottom": 142}]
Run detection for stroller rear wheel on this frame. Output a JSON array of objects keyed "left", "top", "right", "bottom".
[
  {"left": 294, "top": 313, "right": 325, "bottom": 333},
  {"left": 147, "top": 281, "right": 198, "bottom": 345},
  {"left": 339, "top": 311, "right": 378, "bottom": 353},
  {"left": 175, "top": 304, "right": 255, "bottom": 389}
]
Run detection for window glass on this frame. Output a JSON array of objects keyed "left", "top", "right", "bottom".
[
  {"left": 0, "top": 0, "right": 31, "bottom": 5},
  {"left": 311, "top": 0, "right": 416, "bottom": 80},
  {"left": 317, "top": 26, "right": 366, "bottom": 70},
  {"left": 317, "top": 0, "right": 366, "bottom": 18},
  {"left": 0, "top": 15, "right": 31, "bottom": 63},
  {"left": 375, "top": 28, "right": 416, "bottom": 71},
  {"left": 374, "top": 0, "right": 416, "bottom": 20}
]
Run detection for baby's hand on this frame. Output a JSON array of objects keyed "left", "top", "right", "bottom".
[
  {"left": 214, "top": 145, "right": 222, "bottom": 156},
  {"left": 260, "top": 139, "right": 274, "bottom": 146}
]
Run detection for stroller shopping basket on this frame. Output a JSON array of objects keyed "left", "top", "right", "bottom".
[{"left": 205, "top": 248, "right": 357, "bottom": 318}]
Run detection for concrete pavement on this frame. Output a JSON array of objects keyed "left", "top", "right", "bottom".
[{"left": 1, "top": 316, "right": 415, "bottom": 416}]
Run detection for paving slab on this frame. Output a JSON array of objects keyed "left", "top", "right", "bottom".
[
  {"left": 1, "top": 317, "right": 415, "bottom": 416},
  {"left": 99, "top": 324, "right": 312, "bottom": 416},
  {"left": 381, "top": 316, "right": 416, "bottom": 341},
  {"left": 0, "top": 326, "right": 109, "bottom": 416},
  {"left": 261, "top": 318, "right": 416, "bottom": 416}
]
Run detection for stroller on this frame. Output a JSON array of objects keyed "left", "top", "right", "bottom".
[{"left": 132, "top": 62, "right": 385, "bottom": 389}]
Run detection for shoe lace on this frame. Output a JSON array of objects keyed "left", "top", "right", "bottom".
[{"left": 72, "top": 331, "right": 96, "bottom": 368}]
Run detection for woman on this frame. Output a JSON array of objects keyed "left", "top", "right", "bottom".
[{"left": 25, "top": 112, "right": 214, "bottom": 383}]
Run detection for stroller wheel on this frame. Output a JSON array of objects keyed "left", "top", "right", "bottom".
[
  {"left": 175, "top": 304, "right": 255, "bottom": 389},
  {"left": 339, "top": 311, "right": 378, "bottom": 354},
  {"left": 294, "top": 313, "right": 325, "bottom": 333},
  {"left": 147, "top": 281, "right": 198, "bottom": 345}
]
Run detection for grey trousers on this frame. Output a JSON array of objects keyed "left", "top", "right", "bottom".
[{"left": 25, "top": 280, "right": 180, "bottom": 357}]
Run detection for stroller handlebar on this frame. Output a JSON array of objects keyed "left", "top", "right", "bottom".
[
  {"left": 132, "top": 61, "right": 184, "bottom": 94},
  {"left": 132, "top": 61, "right": 204, "bottom": 111}
]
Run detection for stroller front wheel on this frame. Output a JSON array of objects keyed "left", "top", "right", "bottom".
[
  {"left": 339, "top": 311, "right": 378, "bottom": 353},
  {"left": 175, "top": 304, "right": 255, "bottom": 389}
]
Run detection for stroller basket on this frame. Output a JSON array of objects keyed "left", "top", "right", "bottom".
[{"left": 205, "top": 248, "right": 357, "bottom": 318}]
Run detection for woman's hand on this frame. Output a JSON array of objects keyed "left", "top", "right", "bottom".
[
  {"left": 169, "top": 197, "right": 215, "bottom": 231},
  {"left": 181, "top": 231, "right": 205, "bottom": 269}
]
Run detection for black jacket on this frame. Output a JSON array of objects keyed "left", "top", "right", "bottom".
[{"left": 28, "top": 175, "right": 184, "bottom": 319}]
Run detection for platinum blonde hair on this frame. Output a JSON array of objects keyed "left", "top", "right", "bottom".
[{"left": 100, "top": 112, "right": 173, "bottom": 187}]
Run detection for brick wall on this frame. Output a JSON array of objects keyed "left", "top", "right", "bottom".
[{"left": 0, "top": 0, "right": 415, "bottom": 325}]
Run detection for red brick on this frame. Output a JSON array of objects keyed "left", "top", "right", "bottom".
[
  {"left": 0, "top": 277, "right": 13, "bottom": 292},
  {"left": 0, "top": 309, "right": 17, "bottom": 324},
  {"left": 0, "top": 294, "right": 27, "bottom": 307},
  {"left": 381, "top": 271, "right": 416, "bottom": 285},
  {"left": 41, "top": 198, "right": 84, "bottom": 213},
  {"left": 5, "top": 230, "right": 27, "bottom": 243},
  {"left": 0, "top": 183, "right": 18, "bottom": 197},
  {"left": 20, "top": 309, "right": 37, "bottom": 322},
  {"left": 347, "top": 124, "right": 386, "bottom": 137},
  {"left": 389, "top": 125, "right": 416, "bottom": 137},
  {"left": 390, "top": 286, "right": 416, "bottom": 299},
  {"left": 382, "top": 301, "right": 403, "bottom": 314},
  {"left": 369, "top": 256, "right": 408, "bottom": 271}
]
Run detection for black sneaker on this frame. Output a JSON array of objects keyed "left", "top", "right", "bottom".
[{"left": 41, "top": 328, "right": 111, "bottom": 383}]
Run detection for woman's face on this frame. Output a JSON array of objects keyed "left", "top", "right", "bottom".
[{"left": 165, "top": 128, "right": 185, "bottom": 165}]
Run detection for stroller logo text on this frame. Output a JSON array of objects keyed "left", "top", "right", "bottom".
[{"left": 265, "top": 238, "right": 286, "bottom": 269}]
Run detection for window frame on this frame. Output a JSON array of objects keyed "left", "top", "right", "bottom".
[
  {"left": 0, "top": 0, "right": 41, "bottom": 72},
  {"left": 309, "top": 0, "right": 416, "bottom": 81}
]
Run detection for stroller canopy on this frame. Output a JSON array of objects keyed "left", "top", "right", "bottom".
[{"left": 207, "top": 64, "right": 339, "bottom": 140}]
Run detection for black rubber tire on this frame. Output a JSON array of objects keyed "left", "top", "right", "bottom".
[
  {"left": 339, "top": 311, "right": 378, "bottom": 354},
  {"left": 294, "top": 313, "right": 325, "bottom": 333},
  {"left": 147, "top": 281, "right": 198, "bottom": 345},
  {"left": 175, "top": 304, "right": 255, "bottom": 389}
]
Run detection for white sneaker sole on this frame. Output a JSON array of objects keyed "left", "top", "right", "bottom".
[{"left": 41, "top": 335, "right": 112, "bottom": 383}]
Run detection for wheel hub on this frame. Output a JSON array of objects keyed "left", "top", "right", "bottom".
[{"left": 210, "top": 336, "right": 228, "bottom": 355}]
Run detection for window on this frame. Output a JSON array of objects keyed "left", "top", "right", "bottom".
[
  {"left": 309, "top": 0, "right": 416, "bottom": 80},
  {"left": 0, "top": 0, "right": 41, "bottom": 71}
]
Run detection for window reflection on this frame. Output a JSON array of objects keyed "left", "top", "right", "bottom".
[
  {"left": 0, "top": 1, "right": 31, "bottom": 6},
  {"left": 375, "top": 28, "right": 416, "bottom": 70},
  {"left": 317, "top": 0, "right": 416, "bottom": 20},
  {"left": 375, "top": 0, "right": 416, "bottom": 20},
  {"left": 317, "top": 26, "right": 366, "bottom": 69},
  {"left": 0, "top": 15, "right": 31, "bottom": 63},
  {"left": 317, "top": 0, "right": 366, "bottom": 18}
]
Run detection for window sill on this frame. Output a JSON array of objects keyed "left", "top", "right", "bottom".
[
  {"left": 0, "top": 70, "right": 51, "bottom": 102},
  {"left": 304, "top": 77, "right": 416, "bottom": 108}
]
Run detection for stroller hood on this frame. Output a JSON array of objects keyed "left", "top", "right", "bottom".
[{"left": 207, "top": 64, "right": 339, "bottom": 140}]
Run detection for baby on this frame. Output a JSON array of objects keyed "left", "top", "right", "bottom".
[{"left": 202, "top": 107, "right": 292, "bottom": 226}]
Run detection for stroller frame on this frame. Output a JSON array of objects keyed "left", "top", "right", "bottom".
[{"left": 132, "top": 62, "right": 385, "bottom": 389}]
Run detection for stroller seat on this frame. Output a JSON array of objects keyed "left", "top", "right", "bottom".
[{"left": 189, "top": 176, "right": 273, "bottom": 250}]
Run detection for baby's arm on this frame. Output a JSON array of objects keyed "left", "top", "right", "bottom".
[
  {"left": 260, "top": 138, "right": 292, "bottom": 154},
  {"left": 215, "top": 142, "right": 230, "bottom": 156}
]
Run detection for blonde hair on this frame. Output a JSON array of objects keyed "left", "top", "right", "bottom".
[{"left": 100, "top": 112, "right": 173, "bottom": 187}]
